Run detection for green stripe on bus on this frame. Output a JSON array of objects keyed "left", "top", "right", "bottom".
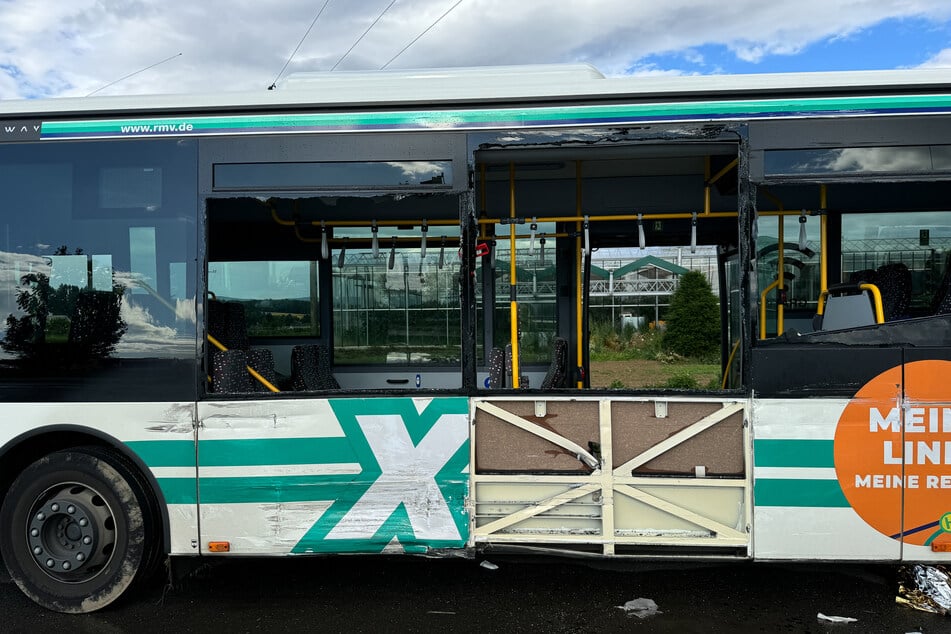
[
  {"left": 155, "top": 478, "right": 197, "bottom": 505},
  {"left": 197, "top": 475, "right": 466, "bottom": 505},
  {"left": 126, "top": 440, "right": 195, "bottom": 467},
  {"left": 754, "top": 439, "right": 834, "bottom": 468},
  {"left": 198, "top": 475, "right": 371, "bottom": 504},
  {"left": 40, "top": 92, "right": 951, "bottom": 137},
  {"left": 754, "top": 478, "right": 849, "bottom": 507},
  {"left": 198, "top": 437, "right": 356, "bottom": 466}
]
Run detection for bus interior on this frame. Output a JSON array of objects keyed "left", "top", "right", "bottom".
[{"left": 204, "top": 128, "right": 748, "bottom": 396}]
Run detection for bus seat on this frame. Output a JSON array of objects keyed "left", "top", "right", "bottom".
[
  {"left": 207, "top": 299, "right": 277, "bottom": 392},
  {"left": 487, "top": 347, "right": 505, "bottom": 388},
  {"left": 211, "top": 349, "right": 253, "bottom": 392},
  {"left": 210, "top": 348, "right": 277, "bottom": 393},
  {"left": 208, "top": 299, "right": 250, "bottom": 350},
  {"left": 847, "top": 268, "right": 878, "bottom": 287},
  {"left": 291, "top": 344, "right": 340, "bottom": 390},
  {"left": 814, "top": 284, "right": 878, "bottom": 330},
  {"left": 930, "top": 252, "right": 951, "bottom": 315},
  {"left": 540, "top": 337, "right": 568, "bottom": 390},
  {"left": 246, "top": 349, "right": 278, "bottom": 391},
  {"left": 875, "top": 262, "right": 911, "bottom": 320}
]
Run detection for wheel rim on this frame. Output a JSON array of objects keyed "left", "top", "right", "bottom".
[{"left": 26, "top": 482, "right": 116, "bottom": 583}]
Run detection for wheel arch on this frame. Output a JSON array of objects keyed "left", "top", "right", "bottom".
[{"left": 0, "top": 425, "right": 173, "bottom": 555}]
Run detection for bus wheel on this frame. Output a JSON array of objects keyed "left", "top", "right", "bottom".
[{"left": 0, "top": 448, "right": 148, "bottom": 613}]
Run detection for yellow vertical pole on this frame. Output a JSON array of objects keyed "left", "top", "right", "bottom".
[
  {"left": 509, "top": 162, "right": 520, "bottom": 388},
  {"left": 704, "top": 156, "right": 711, "bottom": 215},
  {"left": 777, "top": 215, "right": 785, "bottom": 335},
  {"left": 820, "top": 185, "right": 828, "bottom": 293},
  {"left": 575, "top": 161, "right": 584, "bottom": 388}
]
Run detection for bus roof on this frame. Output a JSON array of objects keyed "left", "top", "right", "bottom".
[{"left": 4, "top": 64, "right": 951, "bottom": 119}]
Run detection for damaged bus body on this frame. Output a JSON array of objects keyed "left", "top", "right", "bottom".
[{"left": 1, "top": 64, "right": 951, "bottom": 612}]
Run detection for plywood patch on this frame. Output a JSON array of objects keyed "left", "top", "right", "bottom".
[
  {"left": 612, "top": 402, "right": 744, "bottom": 476},
  {"left": 475, "top": 400, "right": 598, "bottom": 473}
]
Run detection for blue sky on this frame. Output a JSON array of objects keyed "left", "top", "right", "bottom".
[
  {"left": 635, "top": 17, "right": 951, "bottom": 75},
  {"left": 1, "top": 1, "right": 951, "bottom": 99}
]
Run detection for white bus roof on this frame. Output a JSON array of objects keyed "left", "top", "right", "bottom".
[{"left": 4, "top": 64, "right": 951, "bottom": 119}]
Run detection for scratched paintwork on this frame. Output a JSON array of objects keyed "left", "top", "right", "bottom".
[{"left": 194, "top": 397, "right": 469, "bottom": 555}]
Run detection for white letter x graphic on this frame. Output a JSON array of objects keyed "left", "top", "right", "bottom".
[{"left": 325, "top": 413, "right": 467, "bottom": 542}]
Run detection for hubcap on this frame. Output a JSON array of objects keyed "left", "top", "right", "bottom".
[{"left": 26, "top": 484, "right": 116, "bottom": 582}]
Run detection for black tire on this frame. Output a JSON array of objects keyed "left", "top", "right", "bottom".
[{"left": 0, "top": 448, "right": 150, "bottom": 613}]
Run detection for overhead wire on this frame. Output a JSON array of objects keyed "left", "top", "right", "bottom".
[
  {"left": 381, "top": 0, "right": 464, "bottom": 69},
  {"left": 269, "top": 0, "right": 465, "bottom": 85},
  {"left": 86, "top": 52, "right": 182, "bottom": 96},
  {"left": 330, "top": 0, "right": 399, "bottom": 71},
  {"left": 268, "top": 0, "right": 332, "bottom": 89}
]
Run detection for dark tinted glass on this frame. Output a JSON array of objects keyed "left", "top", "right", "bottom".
[
  {"left": 765, "top": 146, "right": 951, "bottom": 177},
  {"left": 213, "top": 161, "right": 452, "bottom": 191},
  {"left": 0, "top": 139, "right": 198, "bottom": 401}
]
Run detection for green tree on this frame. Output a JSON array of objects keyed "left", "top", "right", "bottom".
[
  {"left": 3, "top": 271, "right": 127, "bottom": 364},
  {"left": 663, "top": 270, "right": 720, "bottom": 358}
]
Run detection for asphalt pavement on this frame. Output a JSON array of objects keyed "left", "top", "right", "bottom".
[{"left": 1, "top": 555, "right": 948, "bottom": 633}]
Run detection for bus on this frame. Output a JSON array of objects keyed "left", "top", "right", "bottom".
[{"left": 1, "top": 63, "right": 951, "bottom": 613}]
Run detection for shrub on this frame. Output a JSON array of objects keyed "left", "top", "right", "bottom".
[
  {"left": 662, "top": 270, "right": 720, "bottom": 359},
  {"left": 664, "top": 372, "right": 699, "bottom": 389}
]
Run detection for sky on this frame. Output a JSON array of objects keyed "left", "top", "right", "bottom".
[{"left": 2, "top": 0, "right": 951, "bottom": 99}]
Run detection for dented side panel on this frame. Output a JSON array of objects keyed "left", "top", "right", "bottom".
[
  {"left": 196, "top": 396, "right": 469, "bottom": 555},
  {"left": 0, "top": 401, "right": 200, "bottom": 556}
]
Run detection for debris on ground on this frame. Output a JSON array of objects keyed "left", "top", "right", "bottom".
[
  {"left": 897, "top": 564, "right": 951, "bottom": 615},
  {"left": 479, "top": 560, "right": 499, "bottom": 570},
  {"left": 617, "top": 597, "right": 661, "bottom": 619},
  {"left": 816, "top": 612, "right": 857, "bottom": 623}
]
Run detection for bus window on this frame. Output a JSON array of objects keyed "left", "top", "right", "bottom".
[
  {"left": 331, "top": 243, "right": 462, "bottom": 370},
  {"left": 841, "top": 211, "right": 951, "bottom": 317},
  {"left": 204, "top": 193, "right": 463, "bottom": 393},
  {"left": 473, "top": 141, "right": 742, "bottom": 392},
  {"left": 208, "top": 261, "right": 319, "bottom": 338},
  {"left": 755, "top": 207, "right": 823, "bottom": 336},
  {"left": 475, "top": 227, "right": 559, "bottom": 388},
  {"left": 755, "top": 180, "right": 951, "bottom": 342},
  {"left": 0, "top": 139, "right": 198, "bottom": 402}
]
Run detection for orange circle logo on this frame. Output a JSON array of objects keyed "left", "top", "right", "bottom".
[{"left": 834, "top": 360, "right": 951, "bottom": 547}]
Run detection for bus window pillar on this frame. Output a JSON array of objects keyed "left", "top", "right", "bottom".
[{"left": 460, "top": 191, "right": 478, "bottom": 391}]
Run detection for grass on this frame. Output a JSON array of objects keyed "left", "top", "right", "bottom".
[{"left": 588, "top": 321, "right": 722, "bottom": 389}]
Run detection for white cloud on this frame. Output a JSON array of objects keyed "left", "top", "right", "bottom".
[
  {"left": 0, "top": 1, "right": 950, "bottom": 99},
  {"left": 919, "top": 48, "right": 951, "bottom": 67}
]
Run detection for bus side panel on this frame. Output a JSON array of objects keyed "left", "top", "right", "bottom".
[
  {"left": 195, "top": 396, "right": 469, "bottom": 555},
  {"left": 752, "top": 398, "right": 901, "bottom": 561},
  {"left": 900, "top": 352, "right": 951, "bottom": 563},
  {"left": 0, "top": 402, "right": 200, "bottom": 556}
]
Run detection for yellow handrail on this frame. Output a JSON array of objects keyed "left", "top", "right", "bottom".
[
  {"left": 575, "top": 161, "right": 584, "bottom": 388},
  {"left": 207, "top": 334, "right": 280, "bottom": 393},
  {"left": 275, "top": 207, "right": 814, "bottom": 233},
  {"left": 777, "top": 216, "right": 785, "bottom": 335},
  {"left": 815, "top": 283, "right": 884, "bottom": 324},
  {"left": 509, "top": 162, "right": 520, "bottom": 389},
  {"left": 759, "top": 279, "right": 781, "bottom": 340},
  {"left": 708, "top": 157, "right": 739, "bottom": 188},
  {"left": 721, "top": 339, "right": 741, "bottom": 389},
  {"left": 861, "top": 283, "right": 885, "bottom": 323}
]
